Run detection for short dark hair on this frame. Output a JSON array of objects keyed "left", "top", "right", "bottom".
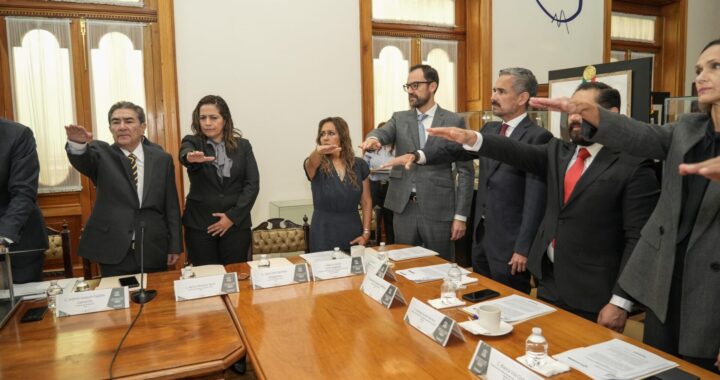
[
  {"left": 574, "top": 81, "right": 621, "bottom": 110},
  {"left": 108, "top": 101, "right": 146, "bottom": 125},
  {"left": 409, "top": 64, "right": 439, "bottom": 91}
]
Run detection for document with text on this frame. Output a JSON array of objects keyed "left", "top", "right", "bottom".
[{"left": 462, "top": 294, "right": 556, "bottom": 324}]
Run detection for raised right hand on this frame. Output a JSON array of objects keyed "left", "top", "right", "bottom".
[
  {"left": 427, "top": 127, "right": 477, "bottom": 146},
  {"left": 316, "top": 144, "right": 341, "bottom": 155},
  {"left": 186, "top": 151, "right": 215, "bottom": 163},
  {"left": 65, "top": 124, "right": 93, "bottom": 144}
]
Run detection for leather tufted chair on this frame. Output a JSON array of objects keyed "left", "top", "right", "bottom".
[
  {"left": 251, "top": 216, "right": 310, "bottom": 257},
  {"left": 44, "top": 222, "right": 73, "bottom": 278}
]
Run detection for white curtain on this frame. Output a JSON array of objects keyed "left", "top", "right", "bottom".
[
  {"left": 611, "top": 13, "right": 655, "bottom": 42},
  {"left": 6, "top": 17, "right": 81, "bottom": 193},
  {"left": 86, "top": 20, "right": 146, "bottom": 143},
  {"left": 373, "top": 36, "right": 411, "bottom": 126},
  {"left": 372, "top": 0, "right": 455, "bottom": 27},
  {"left": 422, "top": 39, "right": 457, "bottom": 112}
]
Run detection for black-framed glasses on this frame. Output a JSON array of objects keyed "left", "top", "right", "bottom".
[{"left": 402, "top": 81, "right": 432, "bottom": 92}]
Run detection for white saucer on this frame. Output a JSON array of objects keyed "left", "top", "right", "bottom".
[{"left": 458, "top": 320, "right": 514, "bottom": 336}]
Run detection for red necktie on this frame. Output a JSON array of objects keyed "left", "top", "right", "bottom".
[
  {"left": 499, "top": 123, "right": 509, "bottom": 137},
  {"left": 563, "top": 148, "right": 591, "bottom": 204}
]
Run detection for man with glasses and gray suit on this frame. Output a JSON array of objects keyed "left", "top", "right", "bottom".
[{"left": 360, "top": 64, "right": 473, "bottom": 261}]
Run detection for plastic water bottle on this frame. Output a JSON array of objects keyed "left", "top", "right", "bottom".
[
  {"left": 525, "top": 327, "right": 549, "bottom": 368},
  {"left": 447, "top": 263, "right": 463, "bottom": 289},
  {"left": 377, "top": 242, "right": 387, "bottom": 261},
  {"left": 258, "top": 254, "right": 270, "bottom": 267},
  {"left": 332, "top": 247, "right": 342, "bottom": 259},
  {"left": 46, "top": 280, "right": 63, "bottom": 316},
  {"left": 440, "top": 277, "right": 458, "bottom": 304}
]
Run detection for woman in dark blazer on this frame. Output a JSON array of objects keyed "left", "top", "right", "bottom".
[{"left": 180, "top": 95, "right": 259, "bottom": 264}]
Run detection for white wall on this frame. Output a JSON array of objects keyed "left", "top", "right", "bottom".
[
  {"left": 174, "top": 0, "right": 362, "bottom": 225},
  {"left": 685, "top": 0, "right": 720, "bottom": 95},
  {"left": 493, "top": 0, "right": 605, "bottom": 84}
]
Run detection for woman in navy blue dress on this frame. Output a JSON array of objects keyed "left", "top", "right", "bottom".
[{"left": 304, "top": 117, "right": 372, "bottom": 252}]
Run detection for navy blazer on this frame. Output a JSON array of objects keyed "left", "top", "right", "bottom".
[{"left": 179, "top": 135, "right": 259, "bottom": 230}]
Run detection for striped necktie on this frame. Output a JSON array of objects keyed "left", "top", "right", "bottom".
[{"left": 128, "top": 153, "right": 138, "bottom": 185}]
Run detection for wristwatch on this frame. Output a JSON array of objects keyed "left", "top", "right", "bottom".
[{"left": 408, "top": 150, "right": 421, "bottom": 163}]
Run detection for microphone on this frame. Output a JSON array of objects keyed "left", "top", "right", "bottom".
[{"left": 131, "top": 221, "right": 156, "bottom": 304}]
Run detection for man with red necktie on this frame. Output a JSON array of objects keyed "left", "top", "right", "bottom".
[{"left": 393, "top": 82, "right": 660, "bottom": 332}]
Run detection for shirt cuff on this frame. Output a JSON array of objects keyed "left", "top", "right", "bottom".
[
  {"left": 462, "top": 131, "right": 483, "bottom": 151},
  {"left": 0, "top": 236, "right": 13, "bottom": 245},
  {"left": 67, "top": 140, "right": 88, "bottom": 155},
  {"left": 416, "top": 150, "right": 427, "bottom": 165},
  {"left": 609, "top": 295, "right": 634, "bottom": 312},
  {"left": 453, "top": 215, "right": 467, "bottom": 222}
]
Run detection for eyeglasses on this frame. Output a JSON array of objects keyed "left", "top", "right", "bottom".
[{"left": 402, "top": 81, "right": 432, "bottom": 92}]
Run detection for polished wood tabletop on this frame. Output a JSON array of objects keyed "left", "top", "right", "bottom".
[
  {"left": 0, "top": 269, "right": 245, "bottom": 379},
  {"left": 226, "top": 247, "right": 718, "bottom": 380}
]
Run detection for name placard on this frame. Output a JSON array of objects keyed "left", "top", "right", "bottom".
[
  {"left": 403, "top": 297, "right": 465, "bottom": 346},
  {"left": 252, "top": 263, "right": 310, "bottom": 289},
  {"left": 174, "top": 273, "right": 238, "bottom": 301},
  {"left": 56, "top": 287, "right": 129, "bottom": 317},
  {"left": 468, "top": 341, "right": 543, "bottom": 379},
  {"left": 311, "top": 256, "right": 365, "bottom": 280},
  {"left": 364, "top": 254, "right": 397, "bottom": 281},
  {"left": 360, "top": 273, "right": 406, "bottom": 308}
]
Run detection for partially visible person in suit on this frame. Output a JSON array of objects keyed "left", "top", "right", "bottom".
[
  {"left": 531, "top": 39, "right": 720, "bottom": 372},
  {"left": 179, "top": 95, "right": 259, "bottom": 265},
  {"left": 359, "top": 64, "right": 473, "bottom": 261},
  {"left": 304, "top": 117, "right": 372, "bottom": 252},
  {"left": 0, "top": 119, "right": 47, "bottom": 283},
  {"left": 390, "top": 82, "right": 659, "bottom": 330},
  {"left": 419, "top": 67, "right": 552, "bottom": 293},
  {"left": 65, "top": 101, "right": 182, "bottom": 277},
  {"left": 363, "top": 122, "right": 395, "bottom": 244}
]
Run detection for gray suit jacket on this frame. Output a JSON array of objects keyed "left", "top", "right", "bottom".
[
  {"left": 368, "top": 106, "right": 473, "bottom": 221},
  {"left": 67, "top": 139, "right": 182, "bottom": 269},
  {"left": 590, "top": 108, "right": 720, "bottom": 357}
]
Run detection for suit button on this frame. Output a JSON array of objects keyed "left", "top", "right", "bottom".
[
  {"left": 486, "top": 185, "right": 491, "bottom": 189},
  {"left": 711, "top": 262, "right": 720, "bottom": 272},
  {"left": 558, "top": 220, "right": 564, "bottom": 225},
  {"left": 659, "top": 226, "right": 665, "bottom": 235},
  {"left": 219, "top": 194, "right": 224, "bottom": 198}
]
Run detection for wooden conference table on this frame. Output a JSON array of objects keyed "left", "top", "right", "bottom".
[
  {"left": 226, "top": 247, "right": 718, "bottom": 380},
  {"left": 1, "top": 246, "right": 717, "bottom": 379},
  {"left": 0, "top": 270, "right": 245, "bottom": 379}
]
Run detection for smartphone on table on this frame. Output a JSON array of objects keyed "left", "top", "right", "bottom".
[
  {"left": 462, "top": 289, "right": 500, "bottom": 303},
  {"left": 119, "top": 276, "right": 140, "bottom": 288},
  {"left": 20, "top": 306, "right": 48, "bottom": 323}
]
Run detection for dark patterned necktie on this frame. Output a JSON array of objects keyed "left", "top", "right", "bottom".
[{"left": 128, "top": 153, "right": 138, "bottom": 185}]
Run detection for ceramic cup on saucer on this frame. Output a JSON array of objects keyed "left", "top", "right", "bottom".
[{"left": 475, "top": 305, "right": 502, "bottom": 333}]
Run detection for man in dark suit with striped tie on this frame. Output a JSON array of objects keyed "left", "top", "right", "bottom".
[{"left": 65, "top": 101, "right": 182, "bottom": 277}]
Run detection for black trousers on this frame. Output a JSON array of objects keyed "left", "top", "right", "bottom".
[
  {"left": 370, "top": 180, "right": 395, "bottom": 244},
  {"left": 100, "top": 244, "right": 167, "bottom": 277},
  {"left": 643, "top": 273, "right": 720, "bottom": 373},
  {"left": 185, "top": 227, "right": 251, "bottom": 265},
  {"left": 7, "top": 251, "right": 44, "bottom": 284}
]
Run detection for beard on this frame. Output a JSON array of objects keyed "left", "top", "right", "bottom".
[
  {"left": 569, "top": 122, "right": 592, "bottom": 146},
  {"left": 409, "top": 94, "right": 429, "bottom": 109}
]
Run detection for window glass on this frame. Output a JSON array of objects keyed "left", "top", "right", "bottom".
[{"left": 372, "top": 0, "right": 455, "bottom": 27}]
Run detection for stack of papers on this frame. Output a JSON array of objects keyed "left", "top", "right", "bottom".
[
  {"left": 462, "top": 294, "right": 556, "bottom": 324},
  {"left": 0, "top": 278, "right": 82, "bottom": 300},
  {"left": 387, "top": 246, "right": 439, "bottom": 261},
  {"left": 555, "top": 339, "right": 677, "bottom": 379},
  {"left": 396, "top": 263, "right": 477, "bottom": 285}
]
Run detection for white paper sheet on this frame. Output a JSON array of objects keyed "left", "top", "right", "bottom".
[
  {"left": 462, "top": 294, "right": 556, "bottom": 324},
  {"left": 0, "top": 277, "right": 83, "bottom": 299},
  {"left": 554, "top": 339, "right": 677, "bottom": 380},
  {"left": 396, "top": 263, "right": 472, "bottom": 283}
]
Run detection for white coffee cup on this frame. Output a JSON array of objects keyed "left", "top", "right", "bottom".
[
  {"left": 351, "top": 245, "right": 365, "bottom": 258},
  {"left": 475, "top": 305, "right": 501, "bottom": 333}
]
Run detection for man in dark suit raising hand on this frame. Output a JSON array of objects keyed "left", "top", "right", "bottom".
[{"left": 66, "top": 101, "right": 182, "bottom": 277}]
